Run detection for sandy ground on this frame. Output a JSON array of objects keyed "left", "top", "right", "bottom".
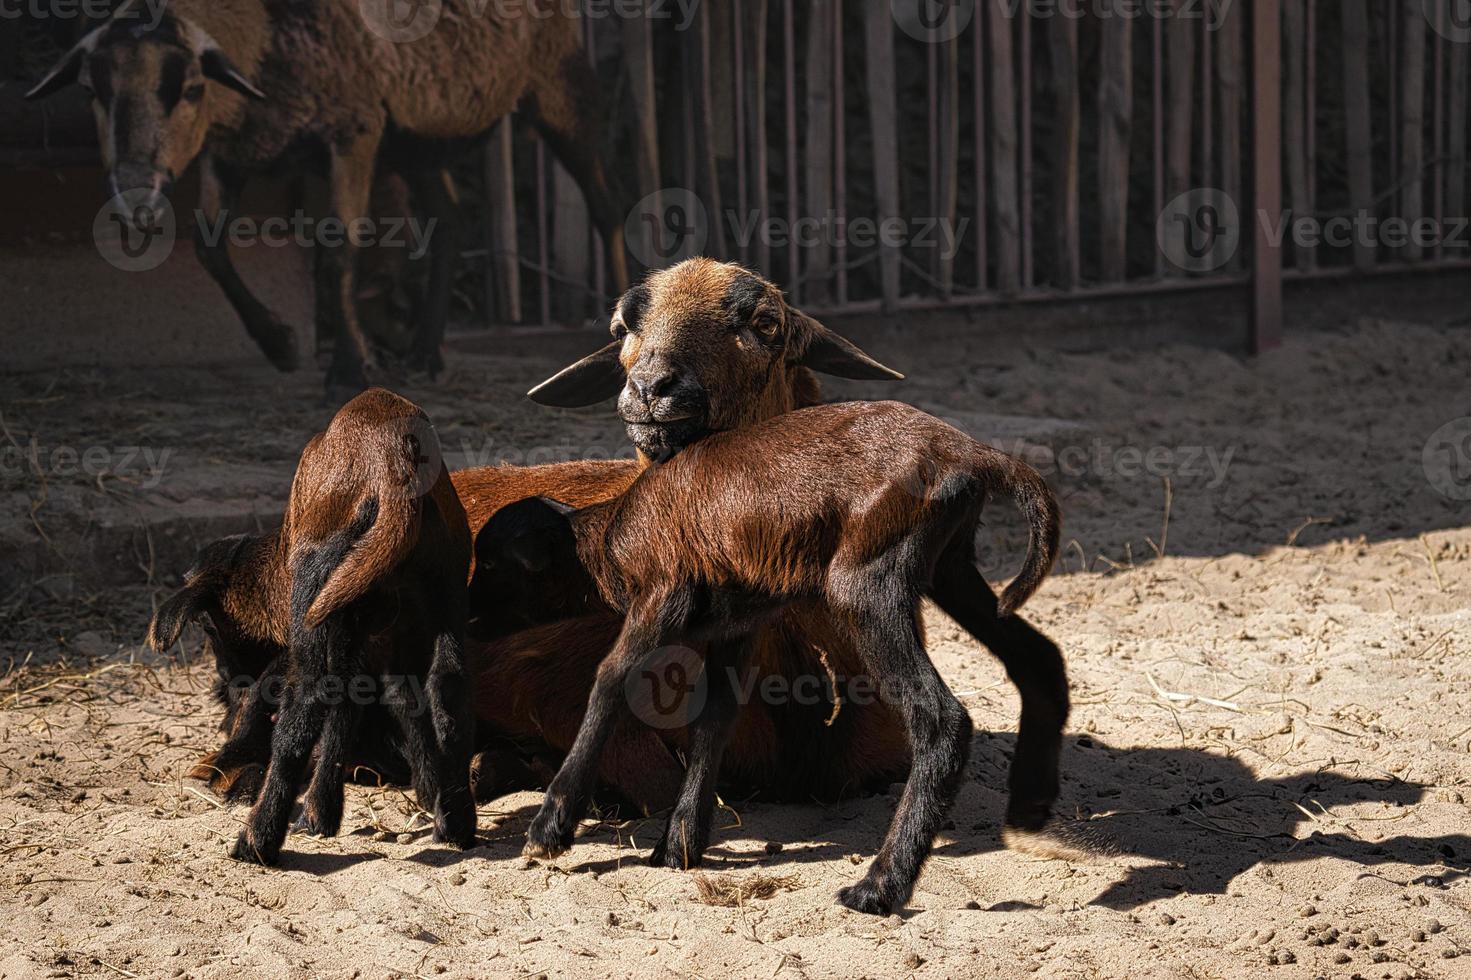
[{"left": 1, "top": 307, "right": 1470, "bottom": 978}]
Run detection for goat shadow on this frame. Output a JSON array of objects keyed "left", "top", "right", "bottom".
[
  {"left": 283, "top": 734, "right": 1464, "bottom": 913},
  {"left": 541, "top": 731, "right": 1462, "bottom": 911}
]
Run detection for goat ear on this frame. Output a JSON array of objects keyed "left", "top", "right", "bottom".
[
  {"left": 200, "top": 47, "right": 265, "bottom": 100},
  {"left": 791, "top": 311, "right": 905, "bottom": 381},
  {"left": 24, "top": 28, "right": 103, "bottom": 100},
  {"left": 148, "top": 583, "right": 209, "bottom": 652},
  {"left": 526, "top": 341, "right": 625, "bottom": 407}
]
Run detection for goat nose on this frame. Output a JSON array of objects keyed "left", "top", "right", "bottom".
[{"left": 630, "top": 368, "right": 677, "bottom": 403}]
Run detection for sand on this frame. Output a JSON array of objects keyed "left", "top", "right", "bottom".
[{"left": 1, "top": 310, "right": 1469, "bottom": 979}]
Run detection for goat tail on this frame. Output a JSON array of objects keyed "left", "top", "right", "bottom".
[
  {"left": 988, "top": 451, "right": 1062, "bottom": 617},
  {"left": 301, "top": 492, "right": 420, "bottom": 631}
]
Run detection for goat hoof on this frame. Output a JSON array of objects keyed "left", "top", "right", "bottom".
[
  {"left": 229, "top": 830, "right": 279, "bottom": 866},
  {"left": 434, "top": 810, "right": 478, "bottom": 850},
  {"left": 521, "top": 838, "right": 566, "bottom": 861},
  {"left": 837, "top": 879, "right": 895, "bottom": 916},
  {"left": 1003, "top": 799, "right": 1054, "bottom": 833},
  {"left": 648, "top": 835, "right": 703, "bottom": 871}
]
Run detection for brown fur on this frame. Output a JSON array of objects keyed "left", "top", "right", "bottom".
[{"left": 28, "top": 0, "right": 628, "bottom": 385}]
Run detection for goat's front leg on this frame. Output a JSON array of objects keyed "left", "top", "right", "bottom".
[
  {"left": 319, "top": 129, "right": 384, "bottom": 395},
  {"left": 195, "top": 155, "right": 299, "bottom": 372},
  {"left": 523, "top": 617, "right": 666, "bottom": 860},
  {"left": 649, "top": 639, "right": 746, "bottom": 870},
  {"left": 230, "top": 670, "right": 331, "bottom": 865}
]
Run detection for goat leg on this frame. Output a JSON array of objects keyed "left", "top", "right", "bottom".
[
  {"left": 195, "top": 156, "right": 300, "bottom": 372},
  {"left": 320, "top": 130, "right": 383, "bottom": 396},
  {"left": 648, "top": 639, "right": 745, "bottom": 870},
  {"left": 425, "top": 624, "right": 478, "bottom": 849},
  {"left": 524, "top": 617, "right": 665, "bottom": 859},
  {"left": 835, "top": 599, "right": 974, "bottom": 916},
  {"left": 403, "top": 167, "right": 459, "bottom": 379}
]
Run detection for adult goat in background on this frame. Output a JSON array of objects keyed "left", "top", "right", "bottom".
[{"left": 27, "top": 0, "right": 628, "bottom": 391}]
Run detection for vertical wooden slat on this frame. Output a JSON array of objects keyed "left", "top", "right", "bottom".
[
  {"left": 692, "top": 1, "right": 727, "bottom": 259},
  {"left": 1047, "top": 15, "right": 1079, "bottom": 290},
  {"left": 1390, "top": 0, "right": 1400, "bottom": 218},
  {"left": 1305, "top": 0, "right": 1315, "bottom": 215},
  {"left": 1342, "top": 0, "right": 1377, "bottom": 271},
  {"left": 624, "top": 12, "right": 661, "bottom": 273},
  {"left": 550, "top": 161, "right": 590, "bottom": 321},
  {"left": 1098, "top": 11, "right": 1132, "bottom": 282},
  {"left": 1218, "top": 0, "right": 1245, "bottom": 271},
  {"left": 1201, "top": 11, "right": 1214, "bottom": 190},
  {"left": 1251, "top": 0, "right": 1283, "bottom": 353},
  {"left": 833, "top": 0, "right": 849, "bottom": 304},
  {"left": 534, "top": 134, "right": 550, "bottom": 325},
  {"left": 1153, "top": 15, "right": 1165, "bottom": 277},
  {"left": 782, "top": 0, "right": 799, "bottom": 297},
  {"left": 746, "top": 0, "right": 771, "bottom": 275},
  {"left": 804, "top": 0, "right": 835, "bottom": 304},
  {"left": 1283, "top": 0, "right": 1314, "bottom": 270},
  {"left": 863, "top": 2, "right": 901, "bottom": 310},
  {"left": 1166, "top": 1, "right": 1197, "bottom": 202},
  {"left": 936, "top": 31, "right": 960, "bottom": 298},
  {"left": 1401, "top": 0, "right": 1426, "bottom": 261},
  {"left": 584, "top": 16, "right": 605, "bottom": 308},
  {"left": 971, "top": 12, "right": 987, "bottom": 292},
  {"left": 1448, "top": 10, "right": 1470, "bottom": 228},
  {"left": 987, "top": 3, "right": 1021, "bottom": 295},
  {"left": 1020, "top": 10, "right": 1034, "bottom": 288},
  {"left": 927, "top": 41, "right": 939, "bottom": 224},
  {"left": 483, "top": 121, "right": 520, "bottom": 325},
  {"left": 1433, "top": 12, "right": 1445, "bottom": 260},
  {"left": 733, "top": 0, "right": 749, "bottom": 266}
]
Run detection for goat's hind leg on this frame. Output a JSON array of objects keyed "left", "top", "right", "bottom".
[
  {"left": 836, "top": 595, "right": 973, "bottom": 916},
  {"left": 299, "top": 681, "right": 363, "bottom": 838},
  {"left": 649, "top": 639, "right": 746, "bottom": 870},
  {"left": 930, "top": 536, "right": 1068, "bottom": 833},
  {"left": 424, "top": 603, "right": 478, "bottom": 848}
]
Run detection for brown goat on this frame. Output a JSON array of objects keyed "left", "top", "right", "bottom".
[
  {"left": 475, "top": 400, "right": 1063, "bottom": 915},
  {"left": 151, "top": 388, "right": 477, "bottom": 864},
  {"left": 27, "top": 0, "right": 627, "bottom": 387}
]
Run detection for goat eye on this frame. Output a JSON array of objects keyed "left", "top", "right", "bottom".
[{"left": 183, "top": 83, "right": 205, "bottom": 103}]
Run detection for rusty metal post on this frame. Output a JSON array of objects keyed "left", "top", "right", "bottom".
[{"left": 1251, "top": 0, "right": 1283, "bottom": 353}]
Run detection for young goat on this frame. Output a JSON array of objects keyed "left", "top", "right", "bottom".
[
  {"left": 154, "top": 388, "right": 477, "bottom": 864},
  {"left": 476, "top": 400, "right": 1063, "bottom": 915}
]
